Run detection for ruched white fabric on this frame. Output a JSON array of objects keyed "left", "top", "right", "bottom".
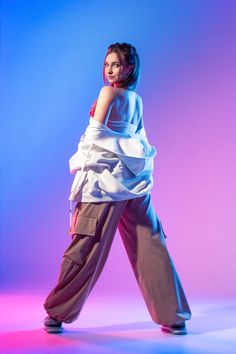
[{"left": 69, "top": 117, "right": 157, "bottom": 206}]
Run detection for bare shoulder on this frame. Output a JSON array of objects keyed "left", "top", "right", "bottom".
[{"left": 98, "top": 85, "right": 118, "bottom": 101}]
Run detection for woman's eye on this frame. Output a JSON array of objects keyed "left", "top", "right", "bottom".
[{"left": 104, "top": 63, "right": 119, "bottom": 67}]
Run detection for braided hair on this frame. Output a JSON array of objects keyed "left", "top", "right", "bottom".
[{"left": 102, "top": 42, "right": 140, "bottom": 91}]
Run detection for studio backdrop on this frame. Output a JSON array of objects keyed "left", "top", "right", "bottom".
[{"left": 1, "top": 0, "right": 236, "bottom": 299}]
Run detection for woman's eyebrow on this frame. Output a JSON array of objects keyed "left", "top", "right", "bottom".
[{"left": 104, "top": 61, "right": 120, "bottom": 64}]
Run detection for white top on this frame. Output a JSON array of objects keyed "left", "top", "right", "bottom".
[{"left": 68, "top": 117, "right": 157, "bottom": 205}]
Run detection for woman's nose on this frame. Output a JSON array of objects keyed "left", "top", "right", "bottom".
[{"left": 108, "top": 66, "right": 113, "bottom": 74}]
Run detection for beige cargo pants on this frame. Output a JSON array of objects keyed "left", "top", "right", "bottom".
[{"left": 44, "top": 193, "right": 191, "bottom": 326}]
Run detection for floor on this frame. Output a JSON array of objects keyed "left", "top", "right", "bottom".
[{"left": 1, "top": 292, "right": 236, "bottom": 354}]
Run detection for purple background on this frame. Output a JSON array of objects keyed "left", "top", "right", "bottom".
[{"left": 1, "top": 0, "right": 236, "bottom": 299}]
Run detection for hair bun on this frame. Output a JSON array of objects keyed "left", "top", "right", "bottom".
[
  {"left": 108, "top": 42, "right": 137, "bottom": 55},
  {"left": 121, "top": 42, "right": 137, "bottom": 54}
]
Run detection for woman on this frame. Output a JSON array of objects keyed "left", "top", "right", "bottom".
[{"left": 43, "top": 42, "right": 191, "bottom": 335}]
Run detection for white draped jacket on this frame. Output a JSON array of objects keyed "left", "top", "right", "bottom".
[{"left": 69, "top": 117, "right": 157, "bottom": 206}]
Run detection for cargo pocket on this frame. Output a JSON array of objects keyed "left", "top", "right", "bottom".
[
  {"left": 65, "top": 214, "right": 98, "bottom": 264},
  {"left": 70, "top": 214, "right": 98, "bottom": 237}
]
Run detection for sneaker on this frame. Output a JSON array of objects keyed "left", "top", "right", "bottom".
[
  {"left": 161, "top": 322, "right": 187, "bottom": 335},
  {"left": 44, "top": 315, "right": 63, "bottom": 334}
]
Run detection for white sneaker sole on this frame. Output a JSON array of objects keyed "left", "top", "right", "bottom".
[
  {"left": 44, "top": 326, "right": 63, "bottom": 334},
  {"left": 161, "top": 325, "right": 187, "bottom": 335}
]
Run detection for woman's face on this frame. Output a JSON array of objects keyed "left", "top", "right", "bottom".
[{"left": 104, "top": 52, "right": 131, "bottom": 87}]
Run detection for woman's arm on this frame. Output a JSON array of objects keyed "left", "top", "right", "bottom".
[
  {"left": 92, "top": 86, "right": 116, "bottom": 125},
  {"left": 89, "top": 99, "right": 98, "bottom": 117}
]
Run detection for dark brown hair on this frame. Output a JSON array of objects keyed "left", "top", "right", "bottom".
[{"left": 102, "top": 42, "right": 140, "bottom": 91}]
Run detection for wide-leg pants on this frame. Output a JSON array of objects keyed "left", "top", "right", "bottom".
[{"left": 44, "top": 193, "right": 191, "bottom": 326}]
